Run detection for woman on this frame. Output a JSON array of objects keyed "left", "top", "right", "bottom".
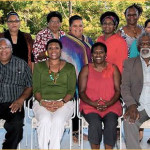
[
  {"left": 0, "top": 11, "right": 34, "bottom": 71},
  {"left": 60, "top": 15, "right": 93, "bottom": 142},
  {"left": 97, "top": 11, "right": 128, "bottom": 73},
  {"left": 117, "top": 4, "right": 144, "bottom": 56},
  {"left": 130, "top": 19, "right": 150, "bottom": 58},
  {"left": 32, "top": 39, "right": 76, "bottom": 149},
  {"left": 79, "top": 42, "right": 122, "bottom": 149},
  {"left": 33, "top": 11, "right": 65, "bottom": 63}
]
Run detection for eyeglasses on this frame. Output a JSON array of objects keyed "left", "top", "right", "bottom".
[
  {"left": 126, "top": 14, "right": 138, "bottom": 18},
  {"left": 140, "top": 42, "right": 150, "bottom": 47},
  {"left": 0, "top": 46, "right": 11, "bottom": 51},
  {"left": 102, "top": 22, "right": 114, "bottom": 26},
  {"left": 7, "top": 20, "right": 20, "bottom": 23},
  {"left": 49, "top": 20, "right": 60, "bottom": 24}
]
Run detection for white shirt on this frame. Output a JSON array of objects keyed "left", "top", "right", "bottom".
[{"left": 138, "top": 57, "right": 150, "bottom": 117}]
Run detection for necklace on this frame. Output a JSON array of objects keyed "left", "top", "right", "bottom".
[
  {"left": 126, "top": 26, "right": 138, "bottom": 38},
  {"left": 48, "top": 61, "right": 61, "bottom": 84}
]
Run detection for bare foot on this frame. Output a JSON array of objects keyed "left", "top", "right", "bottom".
[{"left": 83, "top": 133, "right": 88, "bottom": 141}]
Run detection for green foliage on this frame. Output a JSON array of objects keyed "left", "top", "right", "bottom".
[{"left": 0, "top": 1, "right": 148, "bottom": 41}]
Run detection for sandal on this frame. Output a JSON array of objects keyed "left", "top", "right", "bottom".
[{"left": 73, "top": 131, "right": 79, "bottom": 143}]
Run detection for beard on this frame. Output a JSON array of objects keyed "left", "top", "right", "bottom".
[{"left": 140, "top": 48, "right": 150, "bottom": 58}]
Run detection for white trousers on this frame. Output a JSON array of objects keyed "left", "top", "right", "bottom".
[{"left": 33, "top": 100, "right": 74, "bottom": 149}]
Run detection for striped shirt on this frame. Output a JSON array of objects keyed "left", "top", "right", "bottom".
[{"left": 0, "top": 56, "right": 32, "bottom": 103}]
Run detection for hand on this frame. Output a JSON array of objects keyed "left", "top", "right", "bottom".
[
  {"left": 124, "top": 104, "right": 139, "bottom": 124},
  {"left": 9, "top": 99, "right": 24, "bottom": 113},
  {"left": 91, "top": 99, "right": 107, "bottom": 112},
  {"left": 41, "top": 100, "right": 64, "bottom": 112}
]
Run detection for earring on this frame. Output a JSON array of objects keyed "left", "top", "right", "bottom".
[
  {"left": 91, "top": 57, "right": 93, "bottom": 62},
  {"left": 45, "top": 51, "right": 48, "bottom": 57}
]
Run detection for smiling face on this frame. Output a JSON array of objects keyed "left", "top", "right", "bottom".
[
  {"left": 47, "top": 42, "right": 61, "bottom": 60},
  {"left": 69, "top": 19, "right": 83, "bottom": 39},
  {"left": 102, "top": 18, "right": 116, "bottom": 35},
  {"left": 7, "top": 15, "right": 20, "bottom": 32},
  {"left": 48, "top": 17, "right": 61, "bottom": 33},
  {"left": 92, "top": 45, "right": 106, "bottom": 64},
  {"left": 145, "top": 22, "right": 150, "bottom": 33},
  {"left": 0, "top": 40, "right": 12, "bottom": 64},
  {"left": 125, "top": 7, "right": 139, "bottom": 25},
  {"left": 139, "top": 35, "right": 150, "bottom": 59}
]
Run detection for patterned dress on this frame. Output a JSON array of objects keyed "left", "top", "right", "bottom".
[{"left": 33, "top": 27, "right": 65, "bottom": 63}]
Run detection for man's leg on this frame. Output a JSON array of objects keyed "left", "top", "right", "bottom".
[
  {"left": 124, "top": 109, "right": 149, "bottom": 149},
  {"left": 0, "top": 102, "right": 24, "bottom": 149}
]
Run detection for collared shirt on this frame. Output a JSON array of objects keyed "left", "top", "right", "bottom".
[
  {"left": 138, "top": 57, "right": 150, "bottom": 117},
  {"left": 0, "top": 56, "right": 32, "bottom": 103},
  {"left": 32, "top": 27, "right": 65, "bottom": 63}
]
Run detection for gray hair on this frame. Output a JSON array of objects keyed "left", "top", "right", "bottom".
[
  {"left": 137, "top": 32, "right": 150, "bottom": 47},
  {"left": 0, "top": 38, "right": 12, "bottom": 51}
]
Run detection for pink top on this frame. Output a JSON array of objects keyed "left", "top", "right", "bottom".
[
  {"left": 97, "top": 34, "right": 128, "bottom": 73},
  {"left": 80, "top": 63, "right": 122, "bottom": 118}
]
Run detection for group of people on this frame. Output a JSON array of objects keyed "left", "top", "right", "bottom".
[{"left": 0, "top": 3, "right": 150, "bottom": 150}]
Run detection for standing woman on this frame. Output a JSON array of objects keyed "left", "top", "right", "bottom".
[
  {"left": 0, "top": 11, "right": 34, "bottom": 71},
  {"left": 117, "top": 4, "right": 144, "bottom": 56},
  {"left": 79, "top": 42, "right": 122, "bottom": 149},
  {"left": 97, "top": 11, "right": 128, "bottom": 73},
  {"left": 130, "top": 19, "right": 150, "bottom": 58},
  {"left": 33, "top": 11, "right": 65, "bottom": 63},
  {"left": 33, "top": 39, "right": 76, "bottom": 149}
]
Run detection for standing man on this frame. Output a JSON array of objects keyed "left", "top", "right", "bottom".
[
  {"left": 0, "top": 38, "right": 32, "bottom": 149},
  {"left": 121, "top": 32, "right": 150, "bottom": 149}
]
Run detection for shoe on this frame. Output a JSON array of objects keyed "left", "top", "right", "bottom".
[{"left": 147, "top": 138, "right": 150, "bottom": 144}]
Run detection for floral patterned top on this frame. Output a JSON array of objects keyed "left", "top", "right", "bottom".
[{"left": 33, "top": 27, "right": 65, "bottom": 63}]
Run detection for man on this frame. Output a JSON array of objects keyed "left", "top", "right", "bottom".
[
  {"left": 121, "top": 32, "right": 150, "bottom": 149},
  {"left": 60, "top": 15, "right": 93, "bottom": 143},
  {"left": 0, "top": 38, "right": 32, "bottom": 149},
  {"left": 32, "top": 11, "right": 65, "bottom": 63}
]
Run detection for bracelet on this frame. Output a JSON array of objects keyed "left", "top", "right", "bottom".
[
  {"left": 39, "top": 99, "right": 45, "bottom": 106},
  {"left": 61, "top": 99, "right": 66, "bottom": 103}
]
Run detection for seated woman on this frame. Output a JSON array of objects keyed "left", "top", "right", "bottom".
[
  {"left": 32, "top": 39, "right": 76, "bottom": 149},
  {"left": 79, "top": 42, "right": 122, "bottom": 149}
]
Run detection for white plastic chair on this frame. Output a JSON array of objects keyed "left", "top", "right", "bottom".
[
  {"left": 27, "top": 97, "right": 76, "bottom": 149},
  {"left": 77, "top": 98, "right": 123, "bottom": 149}
]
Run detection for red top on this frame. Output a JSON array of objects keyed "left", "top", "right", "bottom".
[
  {"left": 80, "top": 63, "right": 122, "bottom": 118},
  {"left": 97, "top": 34, "right": 128, "bottom": 73}
]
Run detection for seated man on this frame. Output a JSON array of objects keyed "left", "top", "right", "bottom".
[
  {"left": 121, "top": 32, "right": 150, "bottom": 149},
  {"left": 0, "top": 38, "right": 32, "bottom": 149}
]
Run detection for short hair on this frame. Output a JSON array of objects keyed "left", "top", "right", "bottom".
[
  {"left": 124, "top": 4, "right": 143, "bottom": 16},
  {"left": 100, "top": 11, "right": 119, "bottom": 29},
  {"left": 137, "top": 32, "right": 150, "bottom": 48},
  {"left": 0, "top": 38, "right": 12, "bottom": 51},
  {"left": 46, "top": 39, "right": 63, "bottom": 50},
  {"left": 7, "top": 11, "right": 20, "bottom": 21},
  {"left": 145, "top": 19, "right": 150, "bottom": 28},
  {"left": 69, "top": 15, "right": 82, "bottom": 26},
  {"left": 91, "top": 42, "right": 107, "bottom": 54},
  {"left": 47, "top": 11, "right": 62, "bottom": 23}
]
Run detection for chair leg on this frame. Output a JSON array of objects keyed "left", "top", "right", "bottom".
[
  {"left": 79, "top": 119, "right": 81, "bottom": 147},
  {"left": 81, "top": 119, "right": 84, "bottom": 150},
  {"left": 31, "top": 128, "right": 33, "bottom": 149},
  {"left": 120, "top": 119, "right": 122, "bottom": 149},
  {"left": 17, "top": 142, "right": 21, "bottom": 150},
  {"left": 25, "top": 107, "right": 28, "bottom": 147},
  {"left": 70, "top": 120, "right": 72, "bottom": 149}
]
